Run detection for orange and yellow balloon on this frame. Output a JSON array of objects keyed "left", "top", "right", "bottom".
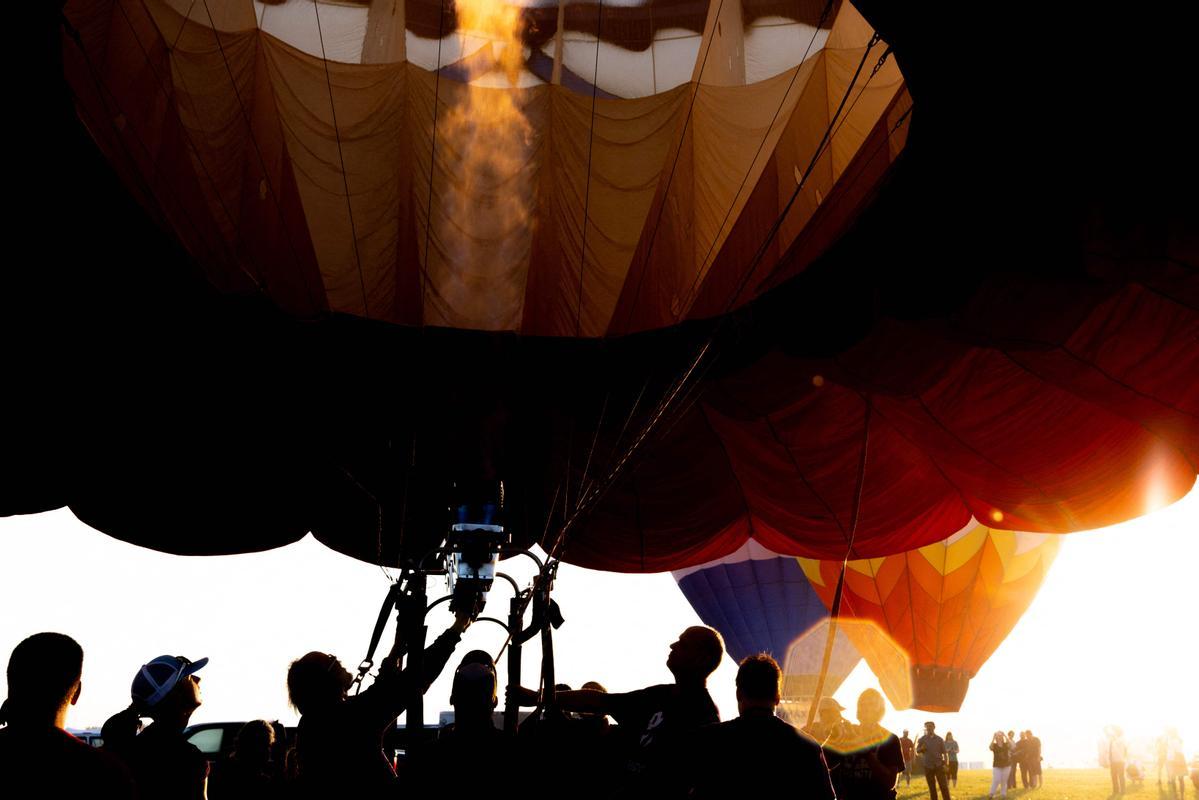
[{"left": 798, "top": 521, "right": 1060, "bottom": 712}]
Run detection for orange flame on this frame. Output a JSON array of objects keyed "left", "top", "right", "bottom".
[{"left": 435, "top": 0, "right": 533, "bottom": 328}]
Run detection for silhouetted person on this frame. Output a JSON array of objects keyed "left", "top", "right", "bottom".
[
  {"left": 510, "top": 625, "right": 724, "bottom": 799},
  {"left": 209, "top": 720, "right": 282, "bottom": 800},
  {"left": 989, "top": 730, "right": 1012, "bottom": 798},
  {"left": 692, "top": 654, "right": 833, "bottom": 800},
  {"left": 0, "top": 632, "right": 134, "bottom": 799},
  {"left": 1027, "top": 729, "right": 1042, "bottom": 787},
  {"left": 288, "top": 612, "right": 471, "bottom": 798},
  {"left": 101, "top": 654, "right": 209, "bottom": 800},
  {"left": 1014, "top": 730, "right": 1029, "bottom": 787},
  {"left": 945, "top": 732, "right": 960, "bottom": 787},
  {"left": 1008, "top": 729, "right": 1019, "bottom": 789},
  {"left": 917, "top": 720, "right": 951, "bottom": 800},
  {"left": 803, "top": 696, "right": 855, "bottom": 788},
  {"left": 837, "top": 688, "right": 905, "bottom": 800},
  {"left": 408, "top": 656, "right": 516, "bottom": 799},
  {"left": 1166, "top": 727, "right": 1186, "bottom": 798},
  {"left": 900, "top": 729, "right": 915, "bottom": 786},
  {"left": 1105, "top": 725, "right": 1127, "bottom": 795}
]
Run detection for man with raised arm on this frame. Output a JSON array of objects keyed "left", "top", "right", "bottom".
[{"left": 509, "top": 625, "right": 724, "bottom": 799}]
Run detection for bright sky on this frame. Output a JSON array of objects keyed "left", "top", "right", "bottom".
[{"left": 1, "top": 485, "right": 1196, "bottom": 768}]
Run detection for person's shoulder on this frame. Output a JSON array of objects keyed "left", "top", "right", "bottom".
[{"left": 625, "top": 683, "right": 671, "bottom": 698}]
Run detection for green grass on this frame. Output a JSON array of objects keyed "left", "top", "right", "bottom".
[{"left": 893, "top": 769, "right": 1189, "bottom": 800}]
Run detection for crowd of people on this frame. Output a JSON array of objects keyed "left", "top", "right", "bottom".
[
  {"left": 3, "top": 623, "right": 912, "bottom": 800},
  {"left": 1102, "top": 724, "right": 1191, "bottom": 798},
  {"left": 985, "top": 729, "right": 1043, "bottom": 798},
  {"left": 3, "top": 625, "right": 1193, "bottom": 800}
]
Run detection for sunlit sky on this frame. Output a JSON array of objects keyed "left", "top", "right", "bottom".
[{"left": 1, "top": 485, "right": 1196, "bottom": 767}]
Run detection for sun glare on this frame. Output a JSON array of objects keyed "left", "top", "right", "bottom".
[{"left": 829, "top": 484, "right": 1199, "bottom": 766}]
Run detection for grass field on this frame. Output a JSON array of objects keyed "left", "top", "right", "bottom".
[{"left": 893, "top": 769, "right": 1191, "bottom": 800}]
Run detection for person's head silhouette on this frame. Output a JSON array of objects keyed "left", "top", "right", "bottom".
[{"left": 1, "top": 632, "right": 83, "bottom": 728}]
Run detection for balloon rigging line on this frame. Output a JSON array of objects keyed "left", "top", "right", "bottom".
[
  {"left": 563, "top": 426, "right": 574, "bottom": 520},
  {"left": 724, "top": 31, "right": 883, "bottom": 311},
  {"left": 545, "top": 337, "right": 714, "bottom": 562},
  {"left": 574, "top": 0, "right": 604, "bottom": 338},
  {"left": 750, "top": 49, "right": 902, "bottom": 294},
  {"left": 61, "top": 9, "right": 235, "bottom": 288},
  {"left": 197, "top": 0, "right": 321, "bottom": 312},
  {"left": 312, "top": 0, "right": 371, "bottom": 318},
  {"left": 547, "top": 33, "right": 887, "bottom": 561},
  {"left": 419, "top": 0, "right": 450, "bottom": 322},
  {"left": 680, "top": 34, "right": 891, "bottom": 319},
  {"left": 574, "top": 391, "right": 611, "bottom": 516},
  {"left": 570, "top": 377, "right": 652, "bottom": 531},
  {"left": 123, "top": 0, "right": 252, "bottom": 279},
  {"left": 609, "top": 0, "right": 734, "bottom": 335},
  {"left": 672, "top": 0, "right": 838, "bottom": 323},
  {"left": 642, "top": 70, "right": 901, "bottom": 489},
  {"left": 393, "top": 435, "right": 418, "bottom": 571},
  {"left": 805, "top": 395, "right": 870, "bottom": 725},
  {"left": 636, "top": 34, "right": 887, "bottom": 458},
  {"left": 490, "top": 481, "right": 564, "bottom": 665}
]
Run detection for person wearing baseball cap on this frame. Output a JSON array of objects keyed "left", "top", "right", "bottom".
[{"left": 101, "top": 654, "right": 210, "bottom": 800}]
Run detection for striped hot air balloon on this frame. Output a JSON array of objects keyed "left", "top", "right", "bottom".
[{"left": 798, "top": 521, "right": 1060, "bottom": 712}]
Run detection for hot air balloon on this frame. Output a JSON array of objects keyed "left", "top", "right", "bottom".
[
  {"left": 3, "top": 2, "right": 1196, "bottom": 574},
  {"left": 797, "top": 521, "right": 1061, "bottom": 712},
  {"left": 672, "top": 540, "right": 861, "bottom": 715}
]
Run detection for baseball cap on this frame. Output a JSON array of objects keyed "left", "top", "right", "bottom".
[
  {"left": 818, "top": 697, "right": 845, "bottom": 713},
  {"left": 131, "top": 655, "right": 208, "bottom": 708}
]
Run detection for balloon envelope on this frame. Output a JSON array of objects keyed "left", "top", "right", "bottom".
[
  {"left": 798, "top": 521, "right": 1061, "bottom": 712},
  {"left": 673, "top": 541, "right": 862, "bottom": 709},
  {"left": 4, "top": 2, "right": 1195, "bottom": 575}
]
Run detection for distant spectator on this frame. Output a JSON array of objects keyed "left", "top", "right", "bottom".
[
  {"left": 209, "top": 719, "right": 282, "bottom": 800},
  {"left": 1104, "top": 725, "right": 1127, "bottom": 795},
  {"left": 1027, "top": 729, "right": 1043, "bottom": 787},
  {"left": 1166, "top": 728, "right": 1186, "bottom": 798},
  {"left": 102, "top": 654, "right": 209, "bottom": 800},
  {"left": 945, "top": 732, "right": 960, "bottom": 787},
  {"left": 1015, "top": 730, "right": 1031, "bottom": 787},
  {"left": 917, "top": 721, "right": 951, "bottom": 800},
  {"left": 1007, "top": 729, "right": 1019, "bottom": 789},
  {"left": 0, "top": 632, "right": 134, "bottom": 799},
  {"left": 989, "top": 730, "right": 1012, "bottom": 798},
  {"left": 900, "top": 729, "right": 915, "bottom": 786},
  {"left": 692, "top": 654, "right": 833, "bottom": 800}
]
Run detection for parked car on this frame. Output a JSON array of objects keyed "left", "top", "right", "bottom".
[
  {"left": 66, "top": 727, "right": 104, "bottom": 748},
  {"left": 183, "top": 721, "right": 295, "bottom": 764}
]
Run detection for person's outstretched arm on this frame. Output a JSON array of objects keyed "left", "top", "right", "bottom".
[
  {"left": 507, "top": 686, "right": 611, "bottom": 715},
  {"left": 413, "top": 613, "right": 473, "bottom": 691},
  {"left": 363, "top": 613, "right": 472, "bottom": 722}
]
